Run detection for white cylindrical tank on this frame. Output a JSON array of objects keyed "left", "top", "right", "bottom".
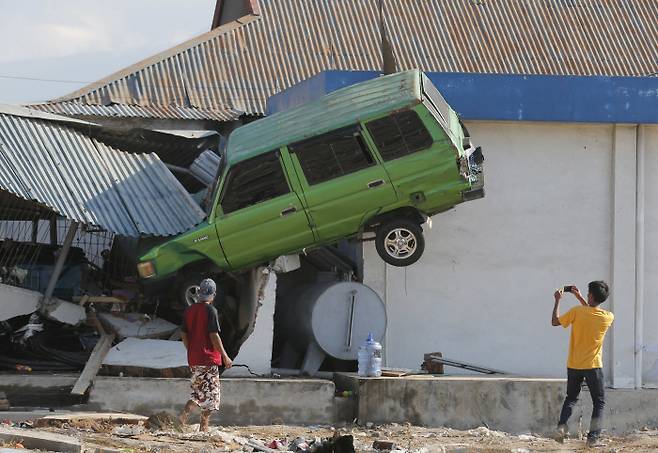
[{"left": 285, "top": 281, "right": 387, "bottom": 361}]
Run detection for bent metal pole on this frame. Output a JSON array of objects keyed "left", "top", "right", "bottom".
[{"left": 40, "top": 221, "right": 79, "bottom": 307}]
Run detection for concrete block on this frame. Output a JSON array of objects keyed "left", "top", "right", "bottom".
[
  {"left": 98, "top": 313, "right": 177, "bottom": 339},
  {"left": 35, "top": 412, "right": 147, "bottom": 427},
  {"left": 337, "top": 374, "right": 658, "bottom": 434},
  {"left": 0, "top": 426, "right": 81, "bottom": 452},
  {"left": 103, "top": 338, "right": 187, "bottom": 369},
  {"left": 44, "top": 298, "right": 86, "bottom": 326},
  {"left": 0, "top": 283, "right": 39, "bottom": 321},
  {"left": 87, "top": 376, "right": 336, "bottom": 425}
]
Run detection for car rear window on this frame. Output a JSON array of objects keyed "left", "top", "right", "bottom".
[
  {"left": 366, "top": 110, "right": 434, "bottom": 161},
  {"left": 290, "top": 126, "right": 374, "bottom": 185},
  {"left": 221, "top": 152, "right": 290, "bottom": 214}
]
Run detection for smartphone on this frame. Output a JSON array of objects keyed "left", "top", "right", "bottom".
[{"left": 563, "top": 286, "right": 574, "bottom": 293}]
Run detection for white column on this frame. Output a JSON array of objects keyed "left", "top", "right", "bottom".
[{"left": 610, "top": 124, "right": 637, "bottom": 388}]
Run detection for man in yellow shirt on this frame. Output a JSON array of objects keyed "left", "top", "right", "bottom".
[{"left": 551, "top": 281, "right": 614, "bottom": 447}]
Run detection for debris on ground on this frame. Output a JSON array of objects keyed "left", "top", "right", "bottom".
[
  {"left": 0, "top": 392, "right": 9, "bottom": 411},
  {"left": 2, "top": 417, "right": 658, "bottom": 452},
  {"left": 144, "top": 411, "right": 183, "bottom": 432}
]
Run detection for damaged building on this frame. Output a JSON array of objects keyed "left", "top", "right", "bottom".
[{"left": 2, "top": 0, "right": 658, "bottom": 391}]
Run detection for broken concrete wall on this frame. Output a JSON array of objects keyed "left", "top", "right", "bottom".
[{"left": 223, "top": 271, "right": 276, "bottom": 377}]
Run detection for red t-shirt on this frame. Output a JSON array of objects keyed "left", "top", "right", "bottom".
[{"left": 181, "top": 303, "right": 222, "bottom": 366}]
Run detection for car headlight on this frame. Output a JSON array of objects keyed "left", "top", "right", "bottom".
[{"left": 137, "top": 261, "right": 156, "bottom": 279}]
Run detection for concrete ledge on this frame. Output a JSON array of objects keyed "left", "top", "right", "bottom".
[
  {"left": 335, "top": 373, "right": 658, "bottom": 434},
  {"left": 88, "top": 377, "right": 337, "bottom": 425},
  {"left": 0, "top": 426, "right": 81, "bottom": 452},
  {"left": 0, "top": 374, "right": 82, "bottom": 407}
]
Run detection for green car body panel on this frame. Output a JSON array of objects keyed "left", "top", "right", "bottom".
[{"left": 139, "top": 70, "right": 483, "bottom": 282}]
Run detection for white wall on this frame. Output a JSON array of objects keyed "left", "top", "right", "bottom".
[{"left": 365, "top": 121, "right": 617, "bottom": 378}]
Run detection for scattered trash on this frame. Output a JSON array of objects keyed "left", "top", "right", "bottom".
[
  {"left": 373, "top": 439, "right": 397, "bottom": 450},
  {"left": 467, "top": 426, "right": 506, "bottom": 438},
  {"left": 112, "top": 424, "right": 145, "bottom": 437},
  {"left": 517, "top": 434, "right": 538, "bottom": 441},
  {"left": 144, "top": 411, "right": 183, "bottom": 432},
  {"left": 266, "top": 439, "right": 285, "bottom": 450}
]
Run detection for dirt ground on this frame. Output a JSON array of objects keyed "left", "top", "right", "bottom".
[{"left": 21, "top": 420, "right": 658, "bottom": 452}]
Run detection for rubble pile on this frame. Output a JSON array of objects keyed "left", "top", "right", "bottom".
[
  {"left": 3, "top": 416, "right": 658, "bottom": 452},
  {"left": 0, "top": 232, "right": 188, "bottom": 380}
]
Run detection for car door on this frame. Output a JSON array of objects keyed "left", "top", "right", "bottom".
[
  {"left": 215, "top": 150, "right": 314, "bottom": 270},
  {"left": 288, "top": 125, "right": 398, "bottom": 243},
  {"left": 363, "top": 108, "right": 455, "bottom": 205}
]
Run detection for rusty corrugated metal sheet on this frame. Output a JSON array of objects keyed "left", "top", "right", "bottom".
[
  {"left": 0, "top": 105, "right": 205, "bottom": 236},
  {"left": 29, "top": 101, "right": 241, "bottom": 122},
  {"left": 383, "top": 0, "right": 658, "bottom": 77},
  {"left": 41, "top": 0, "right": 658, "bottom": 120}
]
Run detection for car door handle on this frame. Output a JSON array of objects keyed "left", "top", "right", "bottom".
[
  {"left": 280, "top": 206, "right": 297, "bottom": 217},
  {"left": 367, "top": 179, "right": 385, "bottom": 188}
]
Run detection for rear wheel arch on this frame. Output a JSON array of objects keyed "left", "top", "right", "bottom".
[{"left": 365, "top": 207, "right": 426, "bottom": 231}]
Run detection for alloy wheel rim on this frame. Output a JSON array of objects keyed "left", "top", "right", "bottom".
[
  {"left": 384, "top": 228, "right": 417, "bottom": 259},
  {"left": 185, "top": 285, "right": 200, "bottom": 305}
]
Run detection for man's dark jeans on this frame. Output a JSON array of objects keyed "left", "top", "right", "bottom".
[{"left": 558, "top": 368, "right": 605, "bottom": 439}]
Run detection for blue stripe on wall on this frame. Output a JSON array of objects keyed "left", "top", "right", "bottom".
[{"left": 267, "top": 71, "right": 658, "bottom": 124}]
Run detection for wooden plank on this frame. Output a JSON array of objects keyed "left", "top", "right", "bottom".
[
  {"left": 71, "top": 333, "right": 115, "bottom": 396},
  {"left": 381, "top": 368, "right": 413, "bottom": 377}
]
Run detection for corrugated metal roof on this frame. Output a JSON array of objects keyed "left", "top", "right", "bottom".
[
  {"left": 28, "top": 101, "right": 242, "bottom": 122},
  {"left": 40, "top": 0, "right": 658, "bottom": 120},
  {"left": 228, "top": 70, "right": 422, "bottom": 162},
  {"left": 0, "top": 105, "right": 205, "bottom": 237}
]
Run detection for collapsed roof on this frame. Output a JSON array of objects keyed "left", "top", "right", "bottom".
[{"left": 0, "top": 105, "right": 206, "bottom": 236}]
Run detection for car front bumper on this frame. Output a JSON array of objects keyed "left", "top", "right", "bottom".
[{"left": 460, "top": 146, "right": 485, "bottom": 201}]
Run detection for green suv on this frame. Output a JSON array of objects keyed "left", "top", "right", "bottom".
[{"left": 137, "top": 70, "right": 484, "bottom": 297}]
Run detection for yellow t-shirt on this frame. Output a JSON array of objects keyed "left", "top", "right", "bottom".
[{"left": 559, "top": 305, "right": 614, "bottom": 369}]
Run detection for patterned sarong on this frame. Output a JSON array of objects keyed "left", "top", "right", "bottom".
[{"left": 190, "top": 365, "right": 221, "bottom": 411}]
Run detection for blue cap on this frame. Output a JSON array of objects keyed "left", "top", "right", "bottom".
[{"left": 198, "top": 278, "right": 216, "bottom": 302}]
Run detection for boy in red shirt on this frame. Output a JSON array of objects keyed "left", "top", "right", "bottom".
[{"left": 178, "top": 278, "right": 232, "bottom": 431}]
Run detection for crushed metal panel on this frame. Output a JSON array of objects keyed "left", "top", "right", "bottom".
[{"left": 0, "top": 106, "right": 205, "bottom": 237}]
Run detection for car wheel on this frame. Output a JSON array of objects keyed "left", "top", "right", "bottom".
[
  {"left": 375, "top": 219, "right": 425, "bottom": 267},
  {"left": 177, "top": 273, "right": 205, "bottom": 308}
]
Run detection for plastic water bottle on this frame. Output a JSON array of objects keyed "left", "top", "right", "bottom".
[
  {"left": 365, "top": 333, "right": 383, "bottom": 377},
  {"left": 357, "top": 345, "right": 369, "bottom": 377}
]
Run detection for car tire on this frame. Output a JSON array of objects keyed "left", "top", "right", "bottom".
[
  {"left": 375, "top": 219, "right": 425, "bottom": 267},
  {"left": 176, "top": 272, "right": 214, "bottom": 308}
]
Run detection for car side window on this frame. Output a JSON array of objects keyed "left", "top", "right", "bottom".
[
  {"left": 289, "top": 125, "right": 375, "bottom": 186},
  {"left": 220, "top": 152, "right": 290, "bottom": 214},
  {"left": 366, "top": 110, "right": 434, "bottom": 161}
]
